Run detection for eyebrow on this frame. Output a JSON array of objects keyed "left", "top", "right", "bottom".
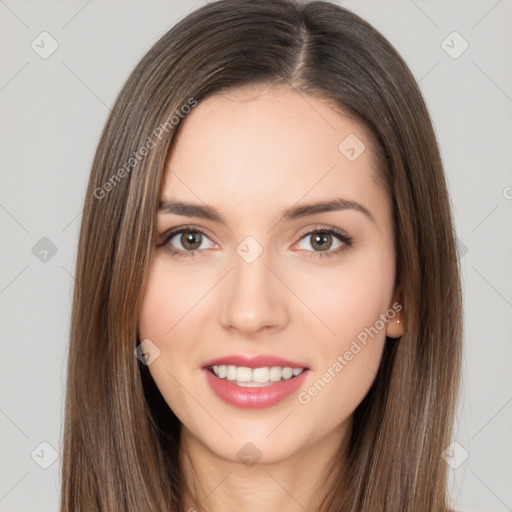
[{"left": 158, "top": 197, "right": 376, "bottom": 225}]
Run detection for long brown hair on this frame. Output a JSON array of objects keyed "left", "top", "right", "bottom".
[{"left": 60, "top": 0, "right": 463, "bottom": 510}]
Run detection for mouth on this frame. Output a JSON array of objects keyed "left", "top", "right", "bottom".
[
  {"left": 206, "top": 364, "right": 307, "bottom": 387},
  {"left": 202, "top": 355, "right": 310, "bottom": 408}
]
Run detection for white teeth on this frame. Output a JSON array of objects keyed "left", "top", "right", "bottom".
[
  {"left": 226, "top": 365, "right": 237, "bottom": 380},
  {"left": 211, "top": 365, "right": 305, "bottom": 385},
  {"left": 252, "top": 367, "right": 270, "bottom": 383},
  {"left": 269, "top": 366, "right": 283, "bottom": 382},
  {"left": 236, "top": 367, "right": 252, "bottom": 382},
  {"left": 281, "top": 367, "right": 293, "bottom": 379}
]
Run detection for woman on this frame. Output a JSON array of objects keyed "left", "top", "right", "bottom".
[{"left": 61, "top": 0, "right": 463, "bottom": 510}]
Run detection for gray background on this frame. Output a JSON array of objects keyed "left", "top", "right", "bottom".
[{"left": 1, "top": 0, "right": 511, "bottom": 510}]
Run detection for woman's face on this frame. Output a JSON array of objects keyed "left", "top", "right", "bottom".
[{"left": 138, "top": 84, "right": 404, "bottom": 465}]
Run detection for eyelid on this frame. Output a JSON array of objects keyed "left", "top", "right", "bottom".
[{"left": 293, "top": 224, "right": 350, "bottom": 243}]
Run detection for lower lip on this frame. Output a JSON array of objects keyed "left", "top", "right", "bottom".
[{"left": 203, "top": 368, "right": 309, "bottom": 409}]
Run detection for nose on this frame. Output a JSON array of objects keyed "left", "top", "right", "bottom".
[{"left": 219, "top": 248, "right": 289, "bottom": 337}]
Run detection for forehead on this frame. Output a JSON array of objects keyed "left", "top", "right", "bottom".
[{"left": 161, "top": 84, "right": 387, "bottom": 222}]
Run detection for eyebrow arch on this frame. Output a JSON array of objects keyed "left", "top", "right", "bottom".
[{"left": 158, "top": 198, "right": 376, "bottom": 225}]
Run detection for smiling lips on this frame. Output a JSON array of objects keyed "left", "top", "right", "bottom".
[{"left": 202, "top": 354, "right": 310, "bottom": 408}]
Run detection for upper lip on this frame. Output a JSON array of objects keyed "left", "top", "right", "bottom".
[{"left": 202, "top": 354, "right": 309, "bottom": 369}]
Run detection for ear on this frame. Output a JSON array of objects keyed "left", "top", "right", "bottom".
[{"left": 385, "top": 288, "right": 405, "bottom": 339}]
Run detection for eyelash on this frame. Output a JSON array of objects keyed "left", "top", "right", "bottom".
[{"left": 160, "top": 225, "right": 353, "bottom": 260}]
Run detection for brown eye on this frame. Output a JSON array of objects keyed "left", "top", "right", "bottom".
[
  {"left": 164, "top": 227, "right": 214, "bottom": 254},
  {"left": 180, "top": 231, "right": 203, "bottom": 250},
  {"left": 297, "top": 229, "right": 345, "bottom": 253},
  {"left": 293, "top": 227, "right": 353, "bottom": 259},
  {"left": 310, "top": 231, "right": 333, "bottom": 252}
]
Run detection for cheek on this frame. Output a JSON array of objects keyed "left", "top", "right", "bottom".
[
  {"left": 298, "top": 337, "right": 385, "bottom": 432},
  {"left": 137, "top": 258, "right": 202, "bottom": 424},
  {"left": 137, "top": 254, "right": 220, "bottom": 368},
  {"left": 139, "top": 257, "right": 170, "bottom": 340},
  {"left": 138, "top": 254, "right": 214, "bottom": 339},
  {"left": 291, "top": 250, "right": 395, "bottom": 344},
  {"left": 290, "top": 249, "right": 394, "bottom": 413},
  {"left": 295, "top": 277, "right": 389, "bottom": 429},
  {"left": 138, "top": 258, "right": 189, "bottom": 380}
]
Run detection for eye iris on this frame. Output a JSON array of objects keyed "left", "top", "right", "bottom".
[
  {"left": 181, "top": 231, "right": 202, "bottom": 250},
  {"left": 311, "top": 232, "right": 332, "bottom": 251}
]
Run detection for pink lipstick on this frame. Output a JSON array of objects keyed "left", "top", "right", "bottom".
[{"left": 202, "top": 354, "right": 310, "bottom": 409}]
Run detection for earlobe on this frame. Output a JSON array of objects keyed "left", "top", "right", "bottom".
[
  {"left": 386, "top": 305, "right": 404, "bottom": 339},
  {"left": 386, "top": 286, "right": 405, "bottom": 338}
]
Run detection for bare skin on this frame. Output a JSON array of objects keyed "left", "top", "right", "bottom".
[{"left": 138, "top": 83, "right": 404, "bottom": 512}]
